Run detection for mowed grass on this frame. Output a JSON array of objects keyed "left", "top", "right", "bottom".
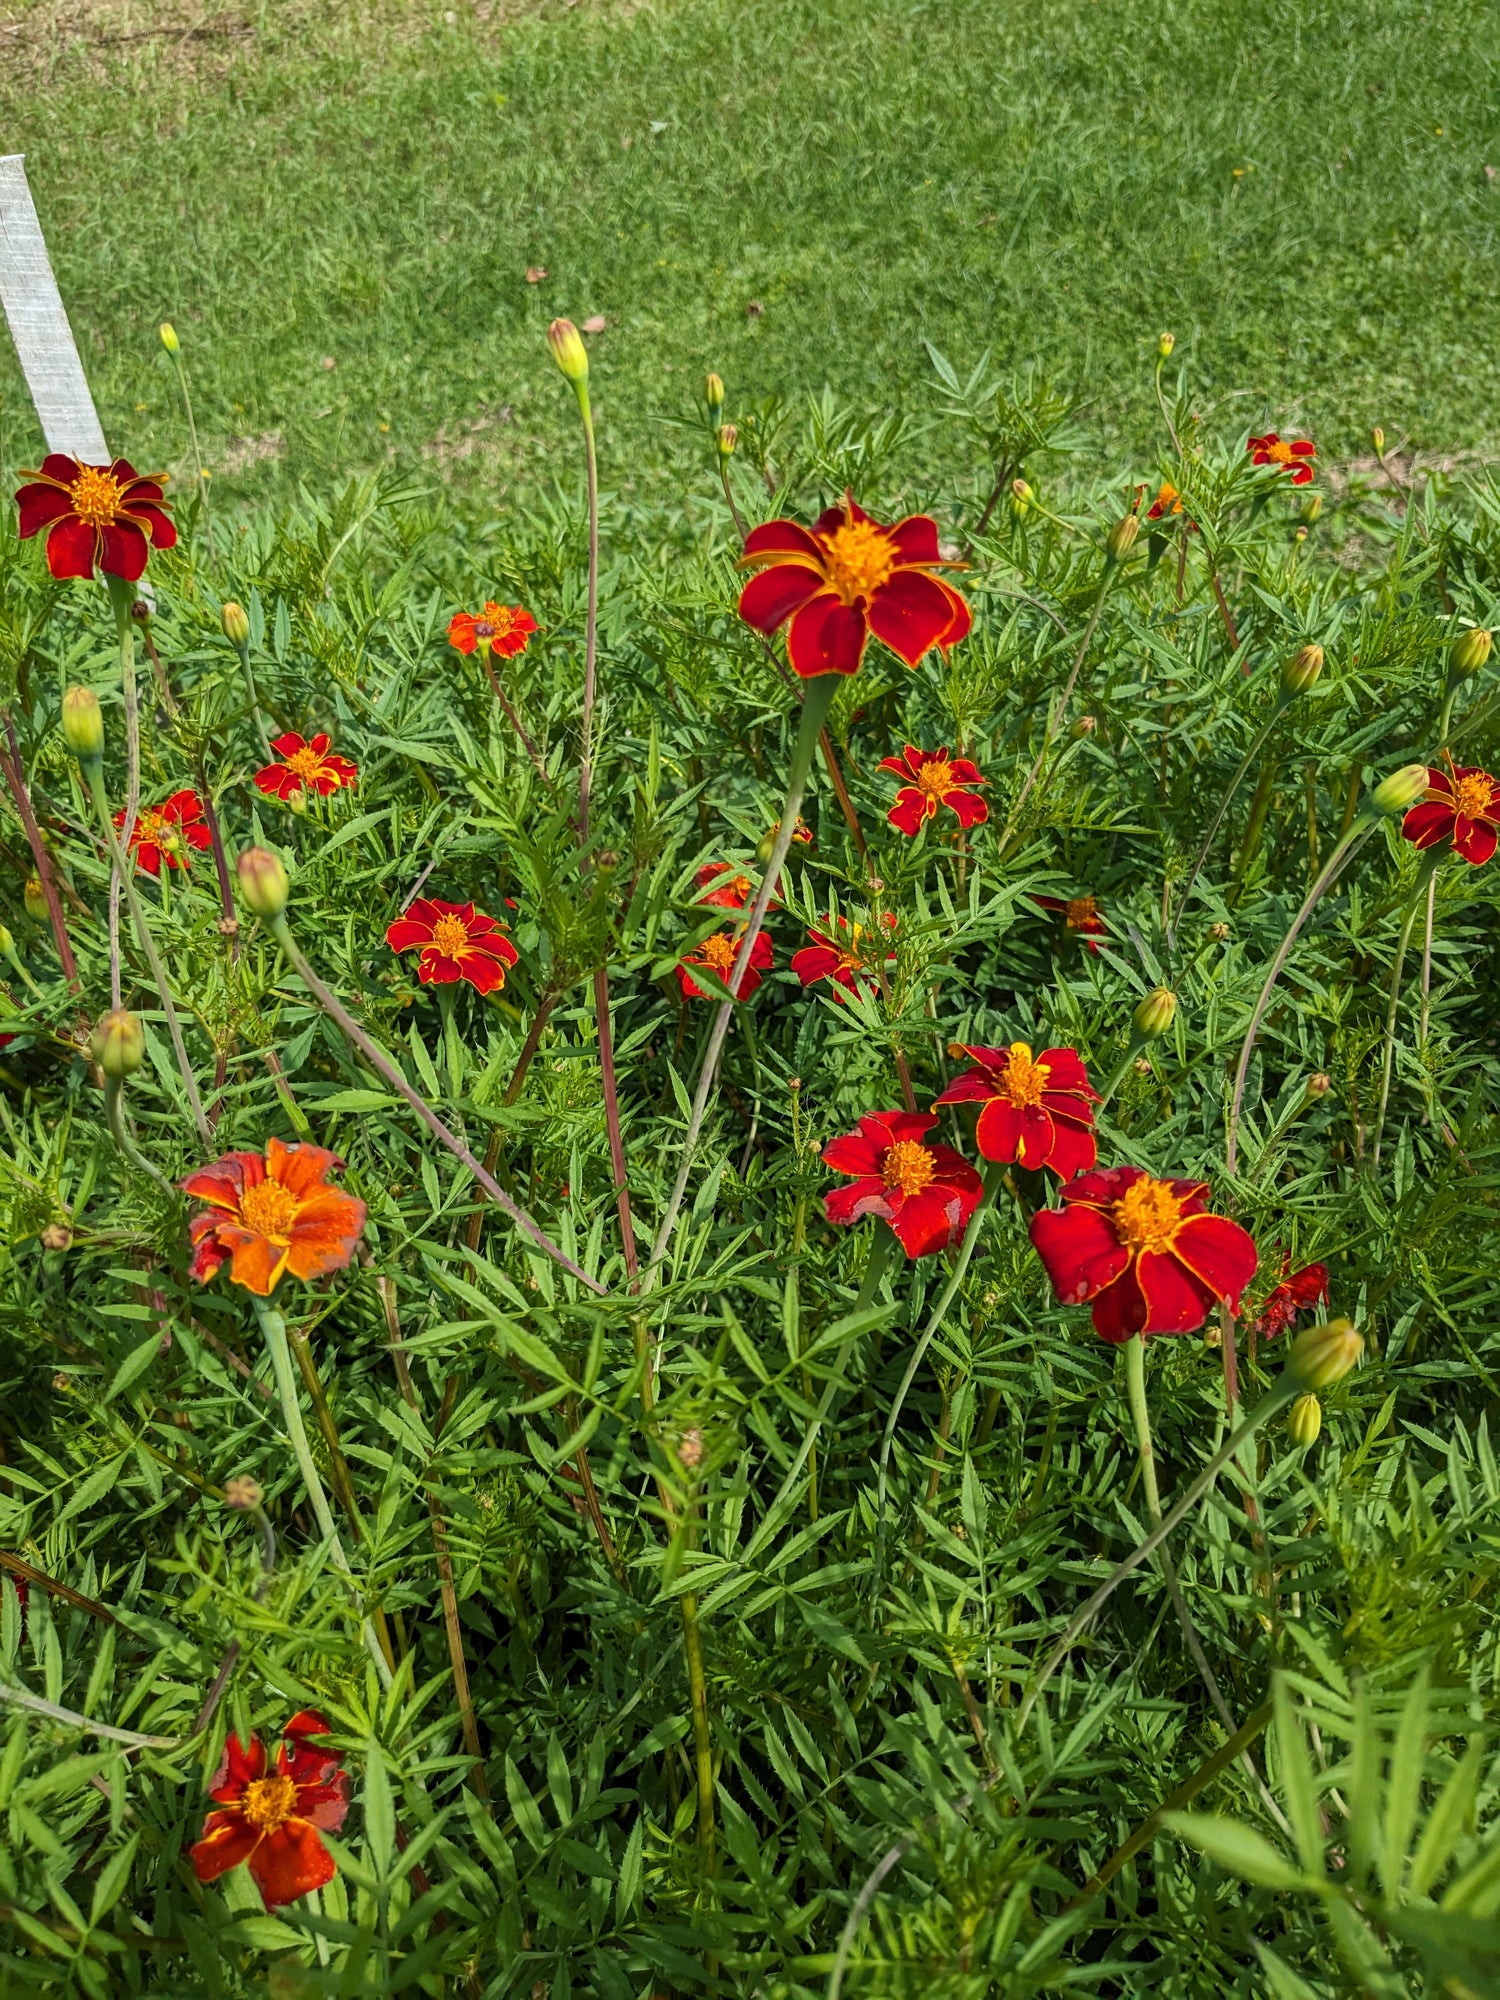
[{"left": 1, "top": 0, "right": 1498, "bottom": 516}]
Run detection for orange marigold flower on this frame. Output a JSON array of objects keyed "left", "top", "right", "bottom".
[
  {"left": 1032, "top": 892, "right": 1107, "bottom": 953},
  {"left": 823, "top": 1109, "right": 982, "bottom": 1260},
  {"left": 447, "top": 602, "right": 538, "bottom": 659},
  {"left": 114, "top": 789, "right": 211, "bottom": 876},
  {"left": 254, "top": 732, "right": 358, "bottom": 802},
  {"left": 678, "top": 927, "right": 773, "bottom": 1001},
  {"left": 15, "top": 454, "right": 176, "bottom": 581},
  {"left": 1402, "top": 761, "right": 1500, "bottom": 866},
  {"left": 1252, "top": 1257, "right": 1329, "bottom": 1341},
  {"left": 385, "top": 897, "right": 519, "bottom": 994},
  {"left": 879, "top": 744, "right": 988, "bottom": 836},
  {"left": 1030, "top": 1164, "right": 1258, "bottom": 1341},
  {"left": 182, "top": 1139, "right": 366, "bottom": 1297},
  {"left": 696, "top": 862, "right": 777, "bottom": 912},
  {"left": 1146, "top": 481, "right": 1184, "bottom": 520},
  {"left": 790, "top": 913, "right": 897, "bottom": 996},
  {"left": 1246, "top": 432, "right": 1316, "bottom": 484},
  {"left": 935, "top": 1042, "right": 1098, "bottom": 1179},
  {"left": 190, "top": 1710, "right": 350, "bottom": 1909},
  {"left": 737, "top": 494, "right": 971, "bottom": 678}
]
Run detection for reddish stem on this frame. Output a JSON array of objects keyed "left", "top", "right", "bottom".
[{"left": 0, "top": 712, "right": 79, "bottom": 987}]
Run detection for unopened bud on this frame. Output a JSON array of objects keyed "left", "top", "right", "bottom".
[
  {"left": 221, "top": 601, "right": 250, "bottom": 648},
  {"left": 716, "top": 423, "right": 737, "bottom": 463},
  {"left": 677, "top": 1427, "right": 703, "bottom": 1471},
  {"left": 0, "top": 922, "right": 12, "bottom": 957},
  {"left": 159, "top": 321, "right": 179, "bottom": 355},
  {"left": 1371, "top": 763, "right": 1430, "bottom": 816},
  {"left": 547, "top": 318, "right": 589, "bottom": 384},
  {"left": 285, "top": 787, "right": 308, "bottom": 816},
  {"left": 1287, "top": 1317, "right": 1363, "bottom": 1390},
  {"left": 61, "top": 685, "right": 105, "bottom": 765},
  {"left": 1071, "top": 714, "right": 1096, "bottom": 738},
  {"left": 705, "top": 372, "right": 725, "bottom": 414},
  {"left": 1209, "top": 921, "right": 1231, "bottom": 941},
  {"left": 1305, "top": 1071, "right": 1332, "bottom": 1099},
  {"left": 130, "top": 597, "right": 152, "bottom": 624},
  {"left": 1451, "top": 627, "right": 1493, "bottom": 681},
  {"left": 41, "top": 1222, "right": 72, "bottom": 1252},
  {"left": 223, "top": 1474, "right": 264, "bottom": 1510},
  {"left": 1010, "top": 478, "right": 1033, "bottom": 519},
  {"left": 236, "top": 846, "right": 289, "bottom": 920},
  {"left": 1287, "top": 1393, "right": 1322, "bottom": 1448},
  {"left": 23, "top": 879, "right": 46, "bottom": 923},
  {"left": 1301, "top": 493, "right": 1323, "bottom": 525},
  {"left": 1371, "top": 426, "right": 1385, "bottom": 455},
  {"left": 1132, "top": 987, "right": 1177, "bottom": 1039},
  {"left": 1281, "top": 643, "right": 1324, "bottom": 696},
  {"left": 1157, "top": 331, "right": 1175, "bottom": 359},
  {"left": 1105, "top": 513, "right": 1140, "bottom": 564},
  {"left": 91, "top": 1008, "right": 145, "bottom": 1078}
]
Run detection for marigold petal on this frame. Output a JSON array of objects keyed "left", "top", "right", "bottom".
[
  {"left": 933, "top": 1067, "right": 994, "bottom": 1109},
  {"left": 129, "top": 504, "right": 177, "bottom": 550},
  {"left": 866, "top": 569, "right": 965, "bottom": 667},
  {"left": 1089, "top": 1261, "right": 1150, "bottom": 1341},
  {"left": 787, "top": 594, "right": 868, "bottom": 677},
  {"left": 886, "top": 787, "right": 932, "bottom": 837},
  {"left": 945, "top": 788, "right": 989, "bottom": 829},
  {"left": 973, "top": 1097, "right": 1023, "bottom": 1163},
  {"left": 386, "top": 914, "right": 435, "bottom": 953},
  {"left": 1454, "top": 817, "right": 1498, "bottom": 865},
  {"left": 886, "top": 514, "right": 943, "bottom": 565},
  {"left": 99, "top": 521, "right": 150, "bottom": 581},
  {"left": 888, "top": 1185, "right": 967, "bottom": 1258},
  {"left": 741, "top": 519, "right": 825, "bottom": 564},
  {"left": 1134, "top": 1249, "right": 1216, "bottom": 1333},
  {"left": 1037, "top": 1047, "right": 1095, "bottom": 1096},
  {"left": 1042, "top": 1115, "right": 1097, "bottom": 1181},
  {"left": 190, "top": 1812, "right": 261, "bottom": 1883},
  {"left": 264, "top": 1137, "right": 340, "bottom": 1198},
  {"left": 209, "top": 1731, "right": 267, "bottom": 1799},
  {"left": 45, "top": 517, "right": 98, "bottom": 579},
  {"left": 247, "top": 1820, "right": 336, "bottom": 1908},
  {"left": 1170, "top": 1212, "right": 1259, "bottom": 1310},
  {"left": 224, "top": 1230, "right": 291, "bottom": 1297},
  {"left": 737, "top": 563, "right": 826, "bottom": 634},
  {"left": 821, "top": 1132, "right": 889, "bottom": 1178},
  {"left": 1029, "top": 1202, "right": 1129, "bottom": 1304},
  {"left": 791, "top": 945, "right": 838, "bottom": 985},
  {"left": 823, "top": 1177, "right": 891, "bottom": 1228},
  {"left": 14, "top": 481, "right": 74, "bottom": 538},
  {"left": 877, "top": 751, "right": 916, "bottom": 780}
]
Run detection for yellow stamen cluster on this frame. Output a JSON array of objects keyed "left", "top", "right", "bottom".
[
  {"left": 238, "top": 1178, "right": 300, "bottom": 1243},
  {"left": 882, "top": 1139, "right": 936, "bottom": 1197},
  {"left": 915, "top": 758, "right": 956, "bottom": 798},
  {"left": 1265, "top": 440, "right": 1296, "bottom": 465},
  {"left": 67, "top": 464, "right": 126, "bottom": 528},
  {"left": 1452, "top": 770, "right": 1496, "bottom": 820},
  {"left": 430, "top": 914, "right": 472, "bottom": 958},
  {"left": 241, "top": 1772, "right": 298, "bottom": 1832},
  {"left": 1110, "top": 1175, "right": 1186, "bottom": 1255},
  {"left": 284, "top": 746, "right": 327, "bottom": 783},
  {"left": 997, "top": 1041, "right": 1051, "bottom": 1109},
  {"left": 698, "top": 933, "right": 739, "bottom": 973},
  {"left": 822, "top": 518, "right": 897, "bottom": 605}
]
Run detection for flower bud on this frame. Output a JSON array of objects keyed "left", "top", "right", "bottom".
[
  {"left": 41, "top": 1222, "right": 72, "bottom": 1252},
  {"left": 91, "top": 1008, "right": 145, "bottom": 1078},
  {"left": 1287, "top": 1393, "right": 1322, "bottom": 1448},
  {"left": 236, "top": 846, "right": 289, "bottom": 920},
  {"left": 159, "top": 321, "right": 179, "bottom": 355},
  {"left": 1286, "top": 1317, "right": 1363, "bottom": 1390},
  {"left": 60, "top": 685, "right": 104, "bottom": 765},
  {"left": 23, "top": 879, "right": 46, "bottom": 923},
  {"left": 705, "top": 372, "right": 725, "bottom": 414},
  {"left": 1133, "top": 987, "right": 1177, "bottom": 1039},
  {"left": 1300, "top": 493, "right": 1323, "bottom": 525},
  {"left": 1371, "top": 425, "right": 1385, "bottom": 455},
  {"left": 0, "top": 922, "right": 11, "bottom": 957},
  {"left": 1009, "top": 478, "right": 1033, "bottom": 520},
  {"left": 547, "top": 317, "right": 589, "bottom": 384},
  {"left": 1450, "top": 627, "right": 1493, "bottom": 681},
  {"left": 285, "top": 786, "right": 308, "bottom": 816},
  {"left": 1071, "top": 714, "right": 1096, "bottom": 738},
  {"left": 223, "top": 1474, "right": 264, "bottom": 1511},
  {"left": 1157, "top": 331, "right": 1175, "bottom": 359},
  {"left": 1105, "top": 513, "right": 1140, "bottom": 564},
  {"left": 1371, "top": 763, "right": 1430, "bottom": 816},
  {"left": 1209, "top": 921, "right": 1231, "bottom": 941},
  {"left": 1305, "top": 1070, "right": 1332, "bottom": 1099},
  {"left": 1281, "top": 643, "right": 1324, "bottom": 696},
  {"left": 221, "top": 601, "right": 251, "bottom": 648},
  {"left": 716, "top": 423, "right": 737, "bottom": 464}
]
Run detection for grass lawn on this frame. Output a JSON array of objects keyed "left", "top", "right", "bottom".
[{"left": 1, "top": 0, "right": 1498, "bottom": 516}]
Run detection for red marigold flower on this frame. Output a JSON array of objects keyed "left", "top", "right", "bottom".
[
  {"left": 1029, "top": 1164, "right": 1258, "bottom": 1341},
  {"left": 879, "top": 744, "right": 988, "bottom": 836},
  {"left": 935, "top": 1041, "right": 1099, "bottom": 1180},
  {"left": 254, "top": 732, "right": 358, "bottom": 802},
  {"left": 1252, "top": 1258, "right": 1329, "bottom": 1341},
  {"left": 1402, "top": 761, "right": 1500, "bottom": 866},
  {"left": 15, "top": 455, "right": 176, "bottom": 582},
  {"left": 1032, "top": 892, "right": 1107, "bottom": 952},
  {"left": 791, "top": 912, "right": 897, "bottom": 996},
  {"left": 182, "top": 1138, "right": 367, "bottom": 1297},
  {"left": 190, "top": 1710, "right": 350, "bottom": 1909},
  {"left": 114, "top": 789, "right": 211, "bottom": 876},
  {"left": 695, "top": 862, "right": 778, "bottom": 912},
  {"left": 1246, "top": 433, "right": 1316, "bottom": 485},
  {"left": 1147, "top": 481, "right": 1184, "bottom": 520},
  {"left": 447, "top": 602, "right": 538, "bottom": 659},
  {"left": 678, "top": 927, "right": 773, "bottom": 1001},
  {"left": 385, "top": 897, "right": 520, "bottom": 994},
  {"left": 737, "top": 494, "right": 971, "bottom": 678},
  {"left": 823, "top": 1109, "right": 983, "bottom": 1260}
]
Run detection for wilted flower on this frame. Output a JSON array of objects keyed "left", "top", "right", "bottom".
[
  {"left": 935, "top": 1042, "right": 1098, "bottom": 1179},
  {"left": 1032, "top": 892, "right": 1107, "bottom": 952},
  {"left": 254, "top": 733, "right": 358, "bottom": 802},
  {"left": 15, "top": 455, "right": 176, "bottom": 580},
  {"left": 116, "top": 790, "right": 211, "bottom": 875},
  {"left": 190, "top": 1711, "right": 349, "bottom": 1909},
  {"left": 1252, "top": 1258, "right": 1329, "bottom": 1341},
  {"left": 386, "top": 898, "right": 519, "bottom": 994},
  {"left": 737, "top": 495, "right": 971, "bottom": 678},
  {"left": 879, "top": 745, "right": 988, "bottom": 835},
  {"left": 1147, "top": 482, "right": 1184, "bottom": 521},
  {"left": 823, "top": 1110, "right": 982, "bottom": 1260},
  {"left": 182, "top": 1139, "right": 366, "bottom": 1297}
]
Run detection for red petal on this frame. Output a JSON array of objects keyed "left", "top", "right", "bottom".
[
  {"left": 738, "top": 562, "right": 825, "bottom": 634},
  {"left": 208, "top": 1730, "right": 267, "bottom": 1799},
  {"left": 37, "top": 453, "right": 81, "bottom": 483},
  {"left": 99, "top": 522, "right": 149, "bottom": 581},
  {"left": 877, "top": 751, "right": 916, "bottom": 779},
  {"left": 1042, "top": 1115, "right": 1097, "bottom": 1181},
  {"left": 824, "top": 1177, "right": 891, "bottom": 1227},
  {"left": 887, "top": 514, "right": 942, "bottom": 564},
  {"left": 945, "top": 788, "right": 989, "bottom": 828},
  {"left": 871, "top": 1110, "right": 937, "bottom": 1147},
  {"left": 1090, "top": 1261, "right": 1149, "bottom": 1341},
  {"left": 888, "top": 1186, "right": 966, "bottom": 1258},
  {"left": 886, "top": 787, "right": 932, "bottom": 837},
  {"left": 386, "top": 914, "right": 436, "bottom": 953},
  {"left": 1030, "top": 1203, "right": 1128, "bottom": 1304},
  {"left": 1134, "top": 1249, "right": 1216, "bottom": 1333},
  {"left": 45, "top": 517, "right": 98, "bottom": 579},
  {"left": 866, "top": 569, "right": 963, "bottom": 666},
  {"left": 787, "top": 595, "right": 868, "bottom": 677},
  {"left": 974, "top": 1097, "right": 1024, "bottom": 1163},
  {"left": 791, "top": 945, "right": 839, "bottom": 985},
  {"left": 1037, "top": 1047, "right": 1095, "bottom": 1095},
  {"left": 742, "top": 519, "right": 825, "bottom": 564},
  {"left": 190, "top": 1811, "right": 259, "bottom": 1883},
  {"left": 1454, "top": 817, "right": 1498, "bottom": 865},
  {"left": 933, "top": 1067, "right": 994, "bottom": 1108},
  {"left": 247, "top": 1821, "right": 336, "bottom": 1908},
  {"left": 822, "top": 1132, "right": 887, "bottom": 1178},
  {"left": 1171, "top": 1212, "right": 1259, "bottom": 1310},
  {"left": 129, "top": 504, "right": 177, "bottom": 550},
  {"left": 14, "top": 482, "right": 73, "bottom": 537},
  {"left": 1011, "top": 1105, "right": 1056, "bottom": 1171},
  {"left": 264, "top": 1138, "right": 338, "bottom": 1198}
]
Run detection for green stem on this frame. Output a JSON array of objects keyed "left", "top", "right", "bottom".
[
  {"left": 680, "top": 1588, "right": 715, "bottom": 1872},
  {"left": 575, "top": 380, "right": 600, "bottom": 846},
  {"left": 82, "top": 762, "right": 212, "bottom": 1149},
  {"left": 252, "top": 1296, "right": 391, "bottom": 1688},
  {"left": 103, "top": 1076, "right": 177, "bottom": 1197},
  {"left": 1167, "top": 699, "right": 1288, "bottom": 951},
  {"left": 999, "top": 562, "right": 1116, "bottom": 855},
  {"left": 1418, "top": 864, "right": 1440, "bottom": 1056},
  {"left": 170, "top": 348, "right": 214, "bottom": 547},
  {"left": 872, "top": 1161, "right": 1005, "bottom": 1589},
  {"left": 232, "top": 639, "right": 273, "bottom": 757},
  {"left": 106, "top": 578, "right": 140, "bottom": 1013},
  {"left": 1097, "top": 1030, "right": 1148, "bottom": 1107},
  {"left": 1372, "top": 855, "right": 1442, "bottom": 1166}
]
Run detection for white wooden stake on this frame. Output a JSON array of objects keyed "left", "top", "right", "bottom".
[{"left": 0, "top": 153, "right": 108, "bottom": 461}]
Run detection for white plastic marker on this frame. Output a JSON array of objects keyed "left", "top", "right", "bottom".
[{"left": 0, "top": 153, "right": 109, "bottom": 459}]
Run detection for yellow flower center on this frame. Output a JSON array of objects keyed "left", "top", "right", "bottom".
[
  {"left": 823, "top": 518, "right": 897, "bottom": 605},
  {"left": 1265, "top": 440, "right": 1295, "bottom": 465},
  {"left": 915, "top": 759, "right": 956, "bottom": 798},
  {"left": 1452, "top": 770, "right": 1495, "bottom": 820},
  {"left": 699, "top": 933, "right": 739, "bottom": 973},
  {"left": 1111, "top": 1175, "right": 1186, "bottom": 1256},
  {"left": 430, "top": 914, "right": 471, "bottom": 957},
  {"left": 238, "top": 1178, "right": 300, "bottom": 1242},
  {"left": 1065, "top": 896, "right": 1099, "bottom": 930},
  {"left": 882, "top": 1139, "right": 936, "bottom": 1196},
  {"left": 242, "top": 1772, "right": 298, "bottom": 1833},
  {"left": 68, "top": 464, "right": 126, "bottom": 528},
  {"left": 134, "top": 809, "right": 179, "bottom": 853},
  {"left": 284, "top": 746, "right": 326, "bottom": 783},
  {"left": 997, "top": 1041, "right": 1051, "bottom": 1109}
]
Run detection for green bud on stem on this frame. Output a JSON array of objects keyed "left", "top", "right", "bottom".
[
  {"left": 1132, "top": 987, "right": 1177, "bottom": 1039},
  {"left": 236, "top": 846, "right": 289, "bottom": 920},
  {"left": 547, "top": 318, "right": 589, "bottom": 384},
  {"left": 1371, "top": 763, "right": 1430, "bottom": 816},
  {"left": 1287, "top": 1393, "right": 1322, "bottom": 1447},
  {"left": 92, "top": 1009, "right": 145, "bottom": 1078},
  {"left": 221, "top": 601, "right": 251, "bottom": 648},
  {"left": 1287, "top": 1317, "right": 1363, "bottom": 1389},
  {"left": 61, "top": 686, "right": 104, "bottom": 765},
  {"left": 1105, "top": 513, "right": 1140, "bottom": 564},
  {"left": 1281, "top": 643, "right": 1324, "bottom": 696},
  {"left": 1450, "top": 627, "right": 1493, "bottom": 681}
]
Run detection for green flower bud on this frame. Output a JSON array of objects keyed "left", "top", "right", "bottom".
[
  {"left": 1287, "top": 1317, "right": 1364, "bottom": 1390},
  {"left": 159, "top": 321, "right": 179, "bottom": 355},
  {"left": 221, "top": 601, "right": 251, "bottom": 649},
  {"left": 1300, "top": 492, "right": 1323, "bottom": 525},
  {"left": 1287, "top": 1393, "right": 1322, "bottom": 1448},
  {"left": 236, "top": 846, "right": 289, "bottom": 920},
  {"left": 1371, "top": 763, "right": 1430, "bottom": 816},
  {"left": 1105, "top": 513, "right": 1140, "bottom": 564},
  {"left": 1281, "top": 644, "right": 1324, "bottom": 696},
  {"left": 1009, "top": 478, "right": 1034, "bottom": 521},
  {"left": 91, "top": 1008, "right": 144, "bottom": 1078},
  {"left": 716, "top": 423, "right": 737, "bottom": 464},
  {"left": 1157, "top": 331, "right": 1175, "bottom": 359},
  {"left": 547, "top": 317, "right": 589, "bottom": 384},
  {"left": 0, "top": 922, "right": 11, "bottom": 957},
  {"left": 1451, "top": 627, "right": 1493, "bottom": 681},
  {"left": 705, "top": 372, "right": 725, "bottom": 414},
  {"left": 23, "top": 879, "right": 46, "bottom": 923},
  {"left": 1132, "top": 987, "right": 1177, "bottom": 1039},
  {"left": 60, "top": 686, "right": 104, "bottom": 765}
]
